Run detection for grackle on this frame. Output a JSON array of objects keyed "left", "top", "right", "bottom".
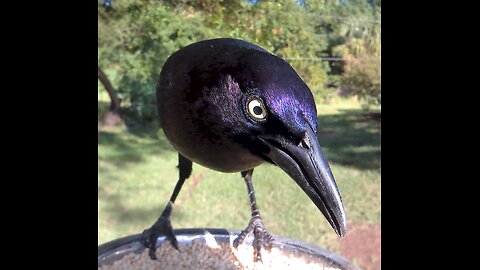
[{"left": 142, "top": 38, "right": 347, "bottom": 262}]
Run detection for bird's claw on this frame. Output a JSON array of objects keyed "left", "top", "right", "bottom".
[
  {"left": 233, "top": 216, "right": 273, "bottom": 262},
  {"left": 142, "top": 202, "right": 178, "bottom": 260}
]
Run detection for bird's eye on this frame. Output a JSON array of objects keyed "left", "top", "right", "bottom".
[{"left": 247, "top": 97, "right": 267, "bottom": 121}]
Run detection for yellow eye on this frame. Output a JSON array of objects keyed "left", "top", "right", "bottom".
[{"left": 247, "top": 97, "right": 267, "bottom": 120}]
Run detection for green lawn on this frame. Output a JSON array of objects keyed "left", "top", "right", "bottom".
[{"left": 98, "top": 97, "right": 380, "bottom": 255}]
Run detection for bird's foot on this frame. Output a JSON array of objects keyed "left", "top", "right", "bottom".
[
  {"left": 233, "top": 216, "right": 273, "bottom": 262},
  {"left": 141, "top": 201, "right": 178, "bottom": 260}
]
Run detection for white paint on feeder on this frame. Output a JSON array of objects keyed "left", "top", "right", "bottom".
[{"left": 204, "top": 231, "right": 220, "bottom": 249}]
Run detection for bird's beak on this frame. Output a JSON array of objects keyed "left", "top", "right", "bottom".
[{"left": 258, "top": 124, "right": 347, "bottom": 237}]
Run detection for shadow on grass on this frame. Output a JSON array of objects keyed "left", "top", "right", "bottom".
[
  {"left": 317, "top": 109, "right": 380, "bottom": 171},
  {"left": 98, "top": 129, "right": 173, "bottom": 168},
  {"left": 99, "top": 191, "right": 161, "bottom": 223},
  {"left": 98, "top": 102, "right": 175, "bottom": 169},
  {"left": 99, "top": 188, "right": 192, "bottom": 235}
]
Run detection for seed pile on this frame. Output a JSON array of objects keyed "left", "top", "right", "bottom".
[{"left": 99, "top": 239, "right": 340, "bottom": 270}]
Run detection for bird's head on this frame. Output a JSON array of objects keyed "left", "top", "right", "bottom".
[{"left": 227, "top": 51, "right": 347, "bottom": 238}]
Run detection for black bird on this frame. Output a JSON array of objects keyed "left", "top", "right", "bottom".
[{"left": 143, "top": 38, "right": 346, "bottom": 261}]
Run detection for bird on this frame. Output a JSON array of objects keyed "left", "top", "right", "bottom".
[{"left": 142, "top": 38, "right": 347, "bottom": 262}]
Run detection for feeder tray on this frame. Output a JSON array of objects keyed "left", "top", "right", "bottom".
[{"left": 98, "top": 228, "right": 361, "bottom": 270}]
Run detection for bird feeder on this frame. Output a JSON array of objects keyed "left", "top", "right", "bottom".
[{"left": 98, "top": 228, "right": 361, "bottom": 270}]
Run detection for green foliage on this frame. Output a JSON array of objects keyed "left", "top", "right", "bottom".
[
  {"left": 341, "top": 55, "right": 380, "bottom": 108},
  {"left": 99, "top": 0, "right": 219, "bottom": 120},
  {"left": 325, "top": 0, "right": 381, "bottom": 108},
  {"left": 98, "top": 0, "right": 380, "bottom": 121}
]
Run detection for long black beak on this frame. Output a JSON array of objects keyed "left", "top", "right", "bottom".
[{"left": 258, "top": 124, "right": 347, "bottom": 237}]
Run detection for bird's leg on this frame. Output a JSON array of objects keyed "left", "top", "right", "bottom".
[
  {"left": 142, "top": 153, "right": 192, "bottom": 260},
  {"left": 233, "top": 169, "right": 273, "bottom": 262}
]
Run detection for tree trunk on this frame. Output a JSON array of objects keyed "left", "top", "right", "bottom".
[
  {"left": 98, "top": 66, "right": 121, "bottom": 112},
  {"left": 98, "top": 66, "right": 125, "bottom": 128}
]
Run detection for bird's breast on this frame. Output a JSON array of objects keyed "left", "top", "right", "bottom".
[
  {"left": 162, "top": 119, "right": 264, "bottom": 172},
  {"left": 158, "top": 85, "right": 264, "bottom": 173}
]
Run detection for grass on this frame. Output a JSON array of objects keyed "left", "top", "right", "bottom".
[{"left": 98, "top": 97, "right": 380, "bottom": 256}]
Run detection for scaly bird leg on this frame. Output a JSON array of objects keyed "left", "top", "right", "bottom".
[
  {"left": 142, "top": 153, "right": 192, "bottom": 260},
  {"left": 233, "top": 169, "right": 273, "bottom": 262}
]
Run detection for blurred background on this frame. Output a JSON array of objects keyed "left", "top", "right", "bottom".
[{"left": 98, "top": 0, "right": 380, "bottom": 269}]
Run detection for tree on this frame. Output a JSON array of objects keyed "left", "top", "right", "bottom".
[
  {"left": 341, "top": 55, "right": 380, "bottom": 107},
  {"left": 321, "top": 0, "right": 381, "bottom": 107},
  {"left": 98, "top": 66, "right": 121, "bottom": 112}
]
